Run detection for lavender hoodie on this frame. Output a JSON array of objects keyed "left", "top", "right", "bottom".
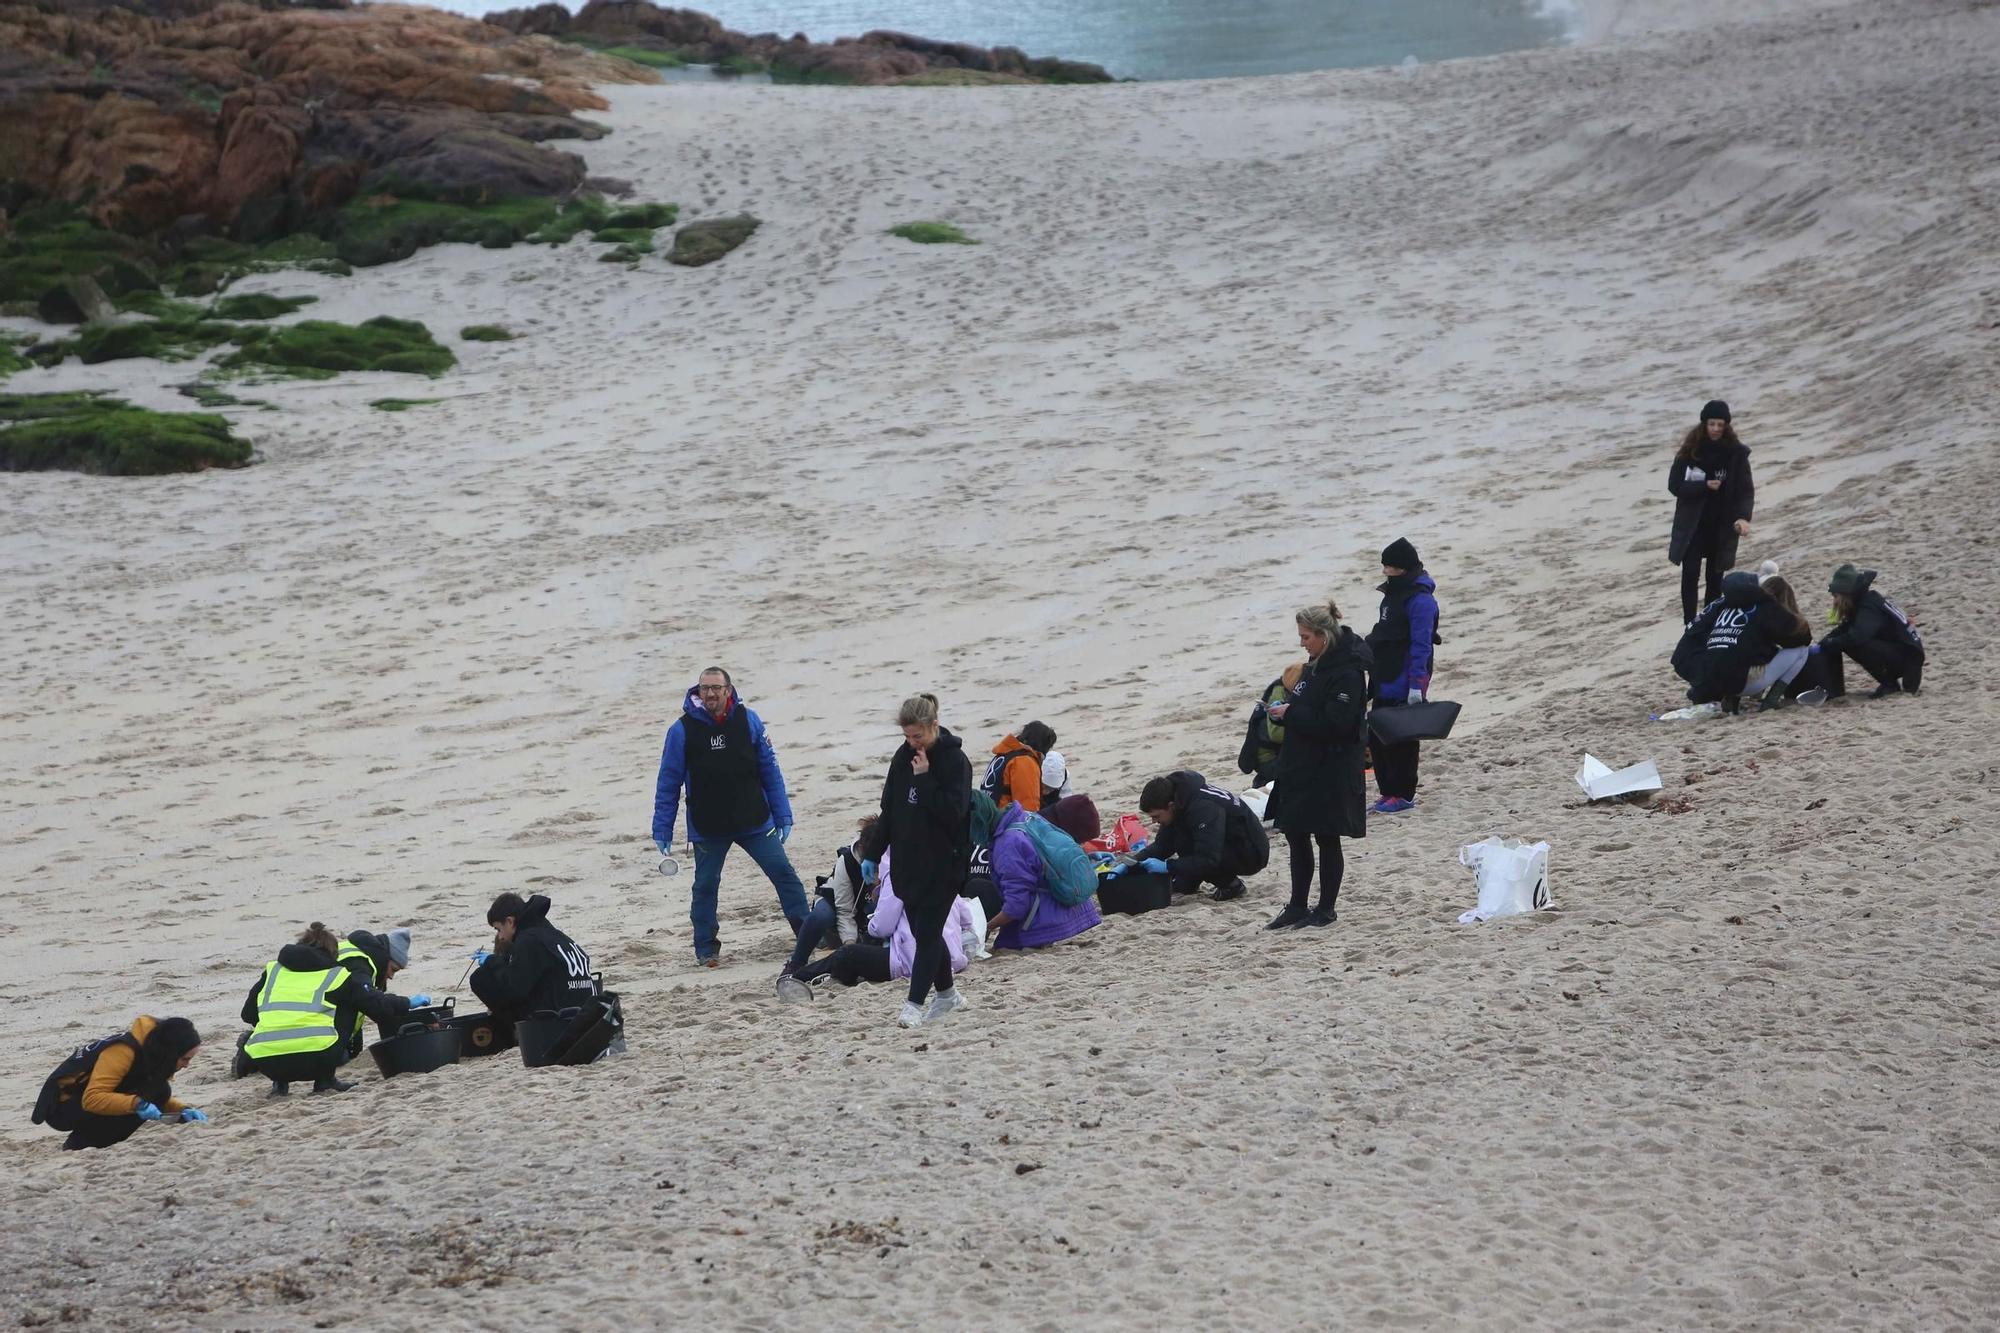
[
  {"left": 869, "top": 851, "right": 974, "bottom": 980},
  {"left": 991, "top": 804, "right": 1102, "bottom": 950}
]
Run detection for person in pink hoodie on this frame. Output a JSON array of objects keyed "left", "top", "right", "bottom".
[{"left": 776, "top": 850, "right": 975, "bottom": 1001}]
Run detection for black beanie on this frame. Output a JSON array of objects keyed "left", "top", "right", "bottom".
[
  {"left": 1381, "top": 538, "right": 1420, "bottom": 570},
  {"left": 1700, "top": 399, "right": 1731, "bottom": 423}
]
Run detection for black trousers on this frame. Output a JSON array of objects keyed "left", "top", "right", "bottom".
[
  {"left": 967, "top": 877, "right": 1003, "bottom": 921},
  {"left": 902, "top": 890, "right": 957, "bottom": 1006},
  {"left": 1169, "top": 852, "right": 1254, "bottom": 896},
  {"left": 63, "top": 1113, "right": 145, "bottom": 1152},
  {"left": 1371, "top": 698, "right": 1421, "bottom": 801},
  {"left": 796, "top": 943, "right": 893, "bottom": 987},
  {"left": 1680, "top": 542, "right": 1727, "bottom": 625},
  {"left": 1285, "top": 830, "right": 1344, "bottom": 911},
  {"left": 249, "top": 1049, "right": 342, "bottom": 1088},
  {"left": 1824, "top": 639, "right": 1923, "bottom": 697}
]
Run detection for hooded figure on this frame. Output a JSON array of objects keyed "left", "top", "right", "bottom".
[
  {"left": 1672, "top": 571, "right": 1812, "bottom": 706},
  {"left": 36, "top": 1016, "right": 204, "bottom": 1151},
  {"left": 1820, "top": 565, "right": 1925, "bottom": 697},
  {"left": 470, "top": 893, "right": 596, "bottom": 1023}
]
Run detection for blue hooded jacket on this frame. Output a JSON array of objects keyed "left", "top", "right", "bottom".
[
  {"left": 1374, "top": 571, "right": 1438, "bottom": 699},
  {"left": 652, "top": 686, "right": 795, "bottom": 845}
]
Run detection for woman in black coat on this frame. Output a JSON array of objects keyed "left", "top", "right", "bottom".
[
  {"left": 1265, "top": 600, "right": 1372, "bottom": 930},
  {"left": 879, "top": 692, "right": 973, "bottom": 1029},
  {"left": 1667, "top": 400, "right": 1755, "bottom": 625}
]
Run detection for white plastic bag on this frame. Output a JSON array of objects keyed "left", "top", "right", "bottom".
[
  {"left": 1240, "top": 787, "right": 1269, "bottom": 820},
  {"left": 1456, "top": 836, "right": 1553, "bottom": 923},
  {"left": 961, "top": 894, "right": 992, "bottom": 960}
]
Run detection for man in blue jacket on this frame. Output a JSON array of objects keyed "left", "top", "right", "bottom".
[
  {"left": 653, "top": 667, "right": 808, "bottom": 966},
  {"left": 1365, "top": 538, "right": 1439, "bottom": 815}
]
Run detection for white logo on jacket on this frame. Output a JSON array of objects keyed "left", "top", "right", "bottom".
[{"left": 709, "top": 734, "right": 727, "bottom": 750}]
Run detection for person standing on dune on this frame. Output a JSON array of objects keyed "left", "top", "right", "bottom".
[{"left": 1667, "top": 400, "right": 1755, "bottom": 625}]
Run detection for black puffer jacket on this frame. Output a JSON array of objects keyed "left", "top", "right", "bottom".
[
  {"left": 1667, "top": 438, "right": 1754, "bottom": 568},
  {"left": 880, "top": 728, "right": 972, "bottom": 904},
  {"left": 1271, "top": 627, "right": 1373, "bottom": 839},
  {"left": 1671, "top": 571, "right": 1811, "bottom": 702},
  {"left": 471, "top": 895, "right": 595, "bottom": 1017},
  {"left": 1146, "top": 770, "right": 1270, "bottom": 877}
]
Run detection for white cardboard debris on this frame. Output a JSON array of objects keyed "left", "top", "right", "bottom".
[{"left": 1576, "top": 753, "right": 1662, "bottom": 802}]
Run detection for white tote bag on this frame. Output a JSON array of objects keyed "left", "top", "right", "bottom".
[{"left": 1456, "top": 837, "right": 1553, "bottom": 923}]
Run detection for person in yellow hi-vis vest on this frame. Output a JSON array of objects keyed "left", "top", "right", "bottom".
[{"left": 240, "top": 923, "right": 430, "bottom": 1096}]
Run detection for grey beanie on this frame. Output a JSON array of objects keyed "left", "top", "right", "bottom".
[{"left": 385, "top": 928, "right": 412, "bottom": 968}]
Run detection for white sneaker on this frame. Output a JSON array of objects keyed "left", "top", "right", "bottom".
[
  {"left": 925, "top": 989, "right": 968, "bottom": 1023},
  {"left": 897, "top": 1000, "right": 927, "bottom": 1029},
  {"left": 776, "top": 975, "right": 813, "bottom": 1004}
]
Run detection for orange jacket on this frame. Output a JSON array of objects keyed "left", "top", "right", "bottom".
[
  {"left": 990, "top": 735, "right": 1044, "bottom": 813},
  {"left": 81, "top": 1015, "right": 189, "bottom": 1117}
]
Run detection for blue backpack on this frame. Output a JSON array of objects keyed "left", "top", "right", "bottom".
[{"left": 1016, "top": 813, "right": 1098, "bottom": 907}]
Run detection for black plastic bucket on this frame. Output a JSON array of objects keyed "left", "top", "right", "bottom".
[
  {"left": 515, "top": 1009, "right": 585, "bottom": 1068},
  {"left": 447, "top": 1010, "right": 516, "bottom": 1059},
  {"left": 368, "top": 1026, "right": 463, "bottom": 1078},
  {"left": 515, "top": 993, "right": 625, "bottom": 1068}
]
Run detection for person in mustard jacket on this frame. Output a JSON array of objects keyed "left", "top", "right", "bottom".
[{"left": 31, "top": 1015, "right": 205, "bottom": 1151}]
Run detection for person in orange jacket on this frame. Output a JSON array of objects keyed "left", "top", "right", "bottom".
[
  {"left": 982, "top": 721, "right": 1054, "bottom": 812},
  {"left": 32, "top": 1015, "right": 205, "bottom": 1151}
]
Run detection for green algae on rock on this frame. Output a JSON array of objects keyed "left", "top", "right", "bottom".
[
  {"left": 668, "top": 215, "right": 760, "bottom": 267},
  {"left": 889, "top": 222, "right": 978, "bottom": 244},
  {"left": 0, "top": 392, "right": 251, "bottom": 475},
  {"left": 459, "top": 325, "right": 516, "bottom": 341},
  {"left": 222, "top": 317, "right": 455, "bottom": 378}
]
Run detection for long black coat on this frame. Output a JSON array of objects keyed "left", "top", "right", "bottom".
[
  {"left": 1667, "top": 439, "right": 1754, "bottom": 568},
  {"left": 879, "top": 727, "right": 972, "bottom": 903},
  {"left": 1271, "top": 627, "right": 1372, "bottom": 839}
]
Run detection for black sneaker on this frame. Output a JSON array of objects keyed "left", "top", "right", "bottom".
[
  {"left": 1265, "top": 904, "right": 1310, "bottom": 930},
  {"left": 1212, "top": 878, "right": 1248, "bottom": 902},
  {"left": 266, "top": 1081, "right": 290, "bottom": 1099},
  {"left": 311, "top": 1076, "right": 356, "bottom": 1095},
  {"left": 1305, "top": 904, "right": 1339, "bottom": 928},
  {"left": 1868, "top": 681, "right": 1903, "bottom": 700}
]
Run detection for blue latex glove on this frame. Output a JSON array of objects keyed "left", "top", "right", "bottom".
[
  {"left": 1138, "top": 858, "right": 1169, "bottom": 875},
  {"left": 472, "top": 949, "right": 493, "bottom": 965},
  {"left": 860, "top": 858, "right": 878, "bottom": 886},
  {"left": 655, "top": 839, "right": 671, "bottom": 857},
  {"left": 777, "top": 824, "right": 792, "bottom": 844},
  {"left": 180, "top": 1108, "right": 209, "bottom": 1124},
  {"left": 135, "top": 1101, "right": 164, "bottom": 1121},
  {"left": 407, "top": 994, "right": 433, "bottom": 1008}
]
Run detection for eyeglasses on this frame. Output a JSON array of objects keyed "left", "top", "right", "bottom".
[{"left": 697, "top": 685, "right": 729, "bottom": 695}]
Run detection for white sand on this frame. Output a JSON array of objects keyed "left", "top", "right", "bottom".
[{"left": 4, "top": 0, "right": 1999, "bottom": 1324}]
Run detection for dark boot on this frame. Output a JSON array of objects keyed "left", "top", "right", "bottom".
[
  {"left": 1212, "top": 878, "right": 1247, "bottom": 902},
  {"left": 1306, "top": 902, "right": 1339, "bottom": 927},
  {"left": 1265, "top": 903, "right": 1310, "bottom": 930},
  {"left": 311, "top": 1075, "right": 355, "bottom": 1094},
  {"left": 267, "top": 1081, "right": 290, "bottom": 1099}
]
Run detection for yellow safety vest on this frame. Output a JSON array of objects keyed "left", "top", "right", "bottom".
[
  {"left": 245, "top": 963, "right": 345, "bottom": 1058},
  {"left": 334, "top": 941, "right": 378, "bottom": 1045}
]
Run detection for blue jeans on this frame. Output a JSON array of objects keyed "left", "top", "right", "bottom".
[
  {"left": 788, "top": 897, "right": 839, "bottom": 971},
  {"left": 689, "top": 828, "right": 809, "bottom": 960}
]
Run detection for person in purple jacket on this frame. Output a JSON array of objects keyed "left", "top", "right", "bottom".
[
  {"left": 986, "top": 794, "right": 1102, "bottom": 950},
  {"left": 1364, "top": 538, "right": 1438, "bottom": 814}
]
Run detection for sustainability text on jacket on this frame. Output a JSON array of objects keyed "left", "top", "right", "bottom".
[
  {"left": 1366, "top": 570, "right": 1439, "bottom": 699},
  {"left": 240, "top": 942, "right": 416, "bottom": 1037},
  {"left": 1667, "top": 438, "right": 1755, "bottom": 569},
  {"left": 1672, "top": 572, "right": 1812, "bottom": 703},
  {"left": 652, "top": 686, "right": 795, "bottom": 845},
  {"left": 470, "top": 895, "right": 596, "bottom": 1016},
  {"left": 1822, "top": 570, "right": 1925, "bottom": 658},
  {"left": 879, "top": 728, "right": 973, "bottom": 902},
  {"left": 1146, "top": 770, "right": 1271, "bottom": 878},
  {"left": 990, "top": 803, "right": 1102, "bottom": 949},
  {"left": 1272, "top": 626, "right": 1373, "bottom": 840}
]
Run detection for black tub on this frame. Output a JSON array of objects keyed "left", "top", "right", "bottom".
[
  {"left": 368, "top": 1024, "right": 463, "bottom": 1078},
  {"left": 515, "top": 992, "right": 624, "bottom": 1068},
  {"left": 447, "top": 1010, "right": 516, "bottom": 1059}
]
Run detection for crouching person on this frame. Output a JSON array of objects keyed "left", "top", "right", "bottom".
[
  {"left": 988, "top": 795, "right": 1102, "bottom": 950},
  {"left": 33, "top": 1016, "right": 205, "bottom": 1151},
  {"left": 1672, "top": 571, "right": 1812, "bottom": 711},
  {"left": 1136, "top": 771, "right": 1271, "bottom": 901},
  {"left": 243, "top": 923, "right": 431, "bottom": 1097},
  {"left": 1821, "top": 564, "right": 1925, "bottom": 699},
  {"left": 469, "top": 893, "right": 596, "bottom": 1028}
]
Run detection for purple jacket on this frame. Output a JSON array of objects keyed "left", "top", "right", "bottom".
[
  {"left": 869, "top": 854, "right": 973, "bottom": 980},
  {"left": 991, "top": 804, "right": 1101, "bottom": 950}
]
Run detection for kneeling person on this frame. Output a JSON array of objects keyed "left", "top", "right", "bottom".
[
  {"left": 470, "top": 892, "right": 595, "bottom": 1027},
  {"left": 988, "top": 795, "right": 1102, "bottom": 949},
  {"left": 1137, "top": 771, "right": 1271, "bottom": 901},
  {"left": 243, "top": 923, "right": 431, "bottom": 1096}
]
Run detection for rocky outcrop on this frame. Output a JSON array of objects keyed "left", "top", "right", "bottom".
[
  {"left": 667, "top": 213, "right": 758, "bottom": 266},
  {"left": 481, "top": 0, "right": 1116, "bottom": 85},
  {"left": 0, "top": 0, "right": 658, "bottom": 239}
]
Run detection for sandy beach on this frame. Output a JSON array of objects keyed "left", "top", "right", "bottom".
[{"left": 4, "top": 0, "right": 1999, "bottom": 1325}]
